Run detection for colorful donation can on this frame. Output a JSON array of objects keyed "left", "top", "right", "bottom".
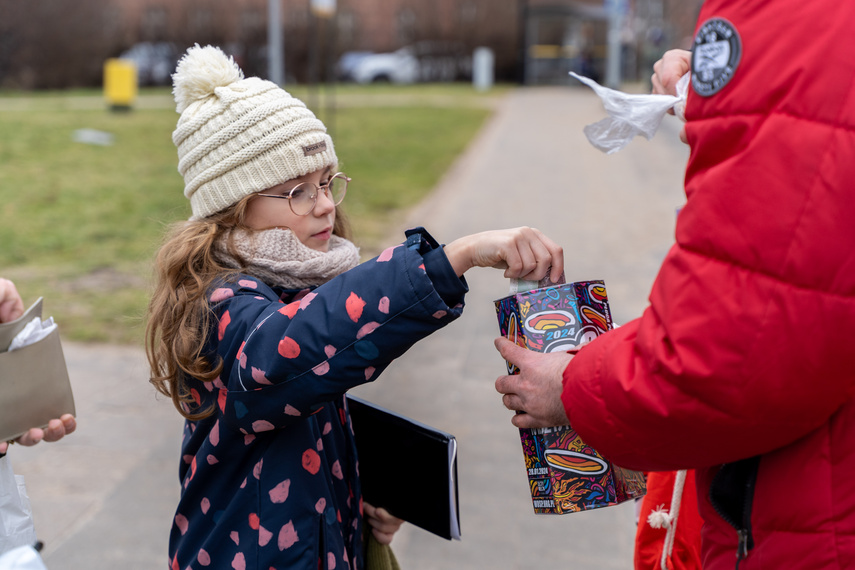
[{"left": 495, "top": 280, "right": 647, "bottom": 514}]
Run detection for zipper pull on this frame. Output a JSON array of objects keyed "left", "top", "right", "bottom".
[{"left": 736, "top": 529, "right": 749, "bottom": 560}]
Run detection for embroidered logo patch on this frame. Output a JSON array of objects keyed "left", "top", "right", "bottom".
[
  {"left": 691, "top": 18, "right": 741, "bottom": 97},
  {"left": 302, "top": 141, "right": 327, "bottom": 157}
]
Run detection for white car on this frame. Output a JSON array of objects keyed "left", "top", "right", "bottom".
[{"left": 349, "top": 48, "right": 419, "bottom": 84}]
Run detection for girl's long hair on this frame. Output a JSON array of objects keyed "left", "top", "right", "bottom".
[{"left": 146, "top": 196, "right": 352, "bottom": 420}]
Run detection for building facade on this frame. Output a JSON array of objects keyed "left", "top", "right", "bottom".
[{"left": 0, "top": 0, "right": 703, "bottom": 88}]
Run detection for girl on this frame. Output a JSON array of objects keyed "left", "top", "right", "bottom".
[{"left": 146, "top": 45, "right": 563, "bottom": 570}]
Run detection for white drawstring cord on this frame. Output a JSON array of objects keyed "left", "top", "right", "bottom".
[{"left": 646, "top": 469, "right": 688, "bottom": 570}]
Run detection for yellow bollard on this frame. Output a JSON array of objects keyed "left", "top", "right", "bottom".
[{"left": 103, "top": 58, "right": 137, "bottom": 111}]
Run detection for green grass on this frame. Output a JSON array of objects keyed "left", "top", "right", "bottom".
[{"left": 0, "top": 84, "right": 500, "bottom": 344}]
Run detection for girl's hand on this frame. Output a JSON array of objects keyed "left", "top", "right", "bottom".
[
  {"left": 364, "top": 502, "right": 404, "bottom": 545},
  {"left": 443, "top": 227, "right": 564, "bottom": 283},
  {"left": 0, "top": 278, "right": 24, "bottom": 323}
]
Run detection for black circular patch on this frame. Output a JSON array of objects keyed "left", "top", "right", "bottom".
[{"left": 691, "top": 18, "right": 742, "bottom": 97}]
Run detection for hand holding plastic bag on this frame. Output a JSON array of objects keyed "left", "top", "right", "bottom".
[{"left": 570, "top": 71, "right": 689, "bottom": 154}]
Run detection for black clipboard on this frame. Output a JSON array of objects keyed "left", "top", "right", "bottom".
[{"left": 347, "top": 395, "right": 461, "bottom": 540}]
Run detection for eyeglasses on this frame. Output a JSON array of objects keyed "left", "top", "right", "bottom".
[{"left": 256, "top": 172, "right": 350, "bottom": 216}]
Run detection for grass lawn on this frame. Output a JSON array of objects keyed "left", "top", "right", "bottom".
[{"left": 0, "top": 83, "right": 506, "bottom": 344}]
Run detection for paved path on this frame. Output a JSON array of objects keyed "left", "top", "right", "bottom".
[{"left": 11, "top": 85, "right": 689, "bottom": 569}]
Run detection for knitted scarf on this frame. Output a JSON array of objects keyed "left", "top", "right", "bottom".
[{"left": 215, "top": 228, "right": 360, "bottom": 289}]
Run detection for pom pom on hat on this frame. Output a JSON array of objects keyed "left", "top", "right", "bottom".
[
  {"left": 170, "top": 44, "right": 338, "bottom": 220},
  {"left": 172, "top": 44, "right": 244, "bottom": 113}
]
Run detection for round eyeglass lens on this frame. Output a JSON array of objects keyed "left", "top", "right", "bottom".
[
  {"left": 328, "top": 174, "right": 348, "bottom": 205},
  {"left": 288, "top": 184, "right": 315, "bottom": 215}
]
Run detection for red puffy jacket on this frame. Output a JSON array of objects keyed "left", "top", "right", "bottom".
[{"left": 563, "top": 1, "right": 855, "bottom": 568}]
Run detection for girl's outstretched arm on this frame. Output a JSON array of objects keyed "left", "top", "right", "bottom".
[{"left": 442, "top": 227, "right": 564, "bottom": 283}]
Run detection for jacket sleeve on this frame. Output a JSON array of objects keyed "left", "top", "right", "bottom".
[
  {"left": 560, "top": 1, "right": 855, "bottom": 471},
  {"left": 215, "top": 228, "right": 467, "bottom": 434}
]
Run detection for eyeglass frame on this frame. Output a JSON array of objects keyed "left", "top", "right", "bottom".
[{"left": 256, "top": 172, "right": 350, "bottom": 216}]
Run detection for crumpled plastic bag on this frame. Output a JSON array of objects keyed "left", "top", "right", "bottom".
[
  {"left": 570, "top": 71, "right": 689, "bottom": 154},
  {"left": 0, "top": 457, "right": 38, "bottom": 558},
  {"left": 7, "top": 317, "right": 56, "bottom": 353},
  {"left": 0, "top": 546, "right": 47, "bottom": 570}
]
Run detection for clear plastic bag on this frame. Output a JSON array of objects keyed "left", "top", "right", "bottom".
[{"left": 570, "top": 72, "right": 689, "bottom": 154}]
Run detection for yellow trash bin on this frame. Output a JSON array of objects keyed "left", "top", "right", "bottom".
[{"left": 104, "top": 58, "right": 137, "bottom": 111}]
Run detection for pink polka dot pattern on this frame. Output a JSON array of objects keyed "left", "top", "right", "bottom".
[{"left": 169, "top": 229, "right": 466, "bottom": 569}]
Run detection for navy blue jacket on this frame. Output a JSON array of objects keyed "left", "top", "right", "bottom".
[{"left": 169, "top": 229, "right": 467, "bottom": 569}]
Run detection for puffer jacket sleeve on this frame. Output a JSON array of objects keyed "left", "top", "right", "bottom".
[
  {"left": 561, "top": 1, "right": 855, "bottom": 471},
  {"left": 213, "top": 229, "right": 466, "bottom": 434}
]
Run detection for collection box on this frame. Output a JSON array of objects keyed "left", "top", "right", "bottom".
[{"left": 494, "top": 280, "right": 646, "bottom": 514}]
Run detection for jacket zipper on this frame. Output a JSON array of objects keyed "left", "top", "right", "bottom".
[
  {"left": 708, "top": 478, "right": 744, "bottom": 566},
  {"left": 735, "top": 529, "right": 749, "bottom": 568},
  {"left": 709, "top": 457, "right": 760, "bottom": 570},
  {"left": 736, "top": 462, "right": 758, "bottom": 568}
]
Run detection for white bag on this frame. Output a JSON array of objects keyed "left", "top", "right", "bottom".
[
  {"left": 0, "top": 457, "right": 37, "bottom": 556},
  {"left": 570, "top": 71, "right": 689, "bottom": 154},
  {"left": 0, "top": 546, "right": 47, "bottom": 570}
]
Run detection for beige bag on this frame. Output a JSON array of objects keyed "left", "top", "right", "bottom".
[{"left": 0, "top": 298, "right": 75, "bottom": 442}]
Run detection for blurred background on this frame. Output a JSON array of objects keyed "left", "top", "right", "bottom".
[
  {"left": 0, "top": 0, "right": 704, "bottom": 347},
  {"left": 0, "top": 0, "right": 702, "bottom": 90}
]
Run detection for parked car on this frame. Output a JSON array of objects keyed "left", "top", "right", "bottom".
[
  {"left": 339, "top": 41, "right": 471, "bottom": 85},
  {"left": 335, "top": 51, "right": 375, "bottom": 82},
  {"left": 119, "top": 42, "right": 180, "bottom": 86},
  {"left": 346, "top": 48, "right": 419, "bottom": 84}
]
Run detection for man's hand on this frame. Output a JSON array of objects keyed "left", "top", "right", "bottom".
[
  {"left": 651, "top": 49, "right": 691, "bottom": 97},
  {"left": 651, "top": 49, "right": 691, "bottom": 144},
  {"left": 0, "top": 278, "right": 24, "bottom": 323},
  {"left": 0, "top": 414, "right": 77, "bottom": 455},
  {"left": 493, "top": 338, "right": 575, "bottom": 429}
]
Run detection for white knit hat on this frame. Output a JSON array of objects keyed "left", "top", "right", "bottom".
[{"left": 171, "top": 44, "right": 338, "bottom": 220}]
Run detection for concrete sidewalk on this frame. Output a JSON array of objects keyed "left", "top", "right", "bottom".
[{"left": 11, "top": 85, "right": 689, "bottom": 569}]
